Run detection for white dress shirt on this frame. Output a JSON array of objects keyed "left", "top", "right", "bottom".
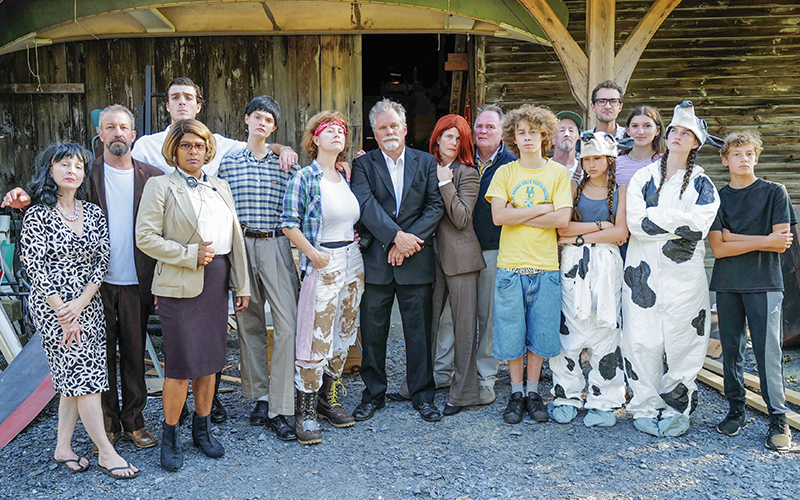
[
  {"left": 186, "top": 181, "right": 234, "bottom": 256},
  {"left": 381, "top": 148, "right": 406, "bottom": 213},
  {"left": 131, "top": 125, "right": 245, "bottom": 177}
]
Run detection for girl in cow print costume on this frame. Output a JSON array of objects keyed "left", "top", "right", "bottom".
[
  {"left": 551, "top": 132, "right": 628, "bottom": 427},
  {"left": 622, "top": 101, "right": 721, "bottom": 437}
]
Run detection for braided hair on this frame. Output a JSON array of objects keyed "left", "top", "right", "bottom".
[
  {"left": 655, "top": 148, "right": 696, "bottom": 199},
  {"left": 571, "top": 172, "right": 589, "bottom": 222},
  {"left": 571, "top": 157, "right": 617, "bottom": 224},
  {"left": 679, "top": 149, "right": 697, "bottom": 199},
  {"left": 605, "top": 157, "right": 617, "bottom": 224}
]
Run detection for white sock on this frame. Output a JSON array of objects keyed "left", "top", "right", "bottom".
[{"left": 527, "top": 381, "right": 539, "bottom": 395}]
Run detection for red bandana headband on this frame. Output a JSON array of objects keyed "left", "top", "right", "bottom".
[{"left": 314, "top": 120, "right": 347, "bottom": 137}]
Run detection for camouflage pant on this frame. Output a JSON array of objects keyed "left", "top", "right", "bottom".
[{"left": 295, "top": 243, "right": 364, "bottom": 393}]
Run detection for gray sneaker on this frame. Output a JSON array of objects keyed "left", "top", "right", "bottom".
[
  {"left": 716, "top": 410, "right": 746, "bottom": 436},
  {"left": 766, "top": 419, "right": 792, "bottom": 451}
]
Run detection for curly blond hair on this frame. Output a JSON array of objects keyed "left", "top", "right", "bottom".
[
  {"left": 301, "top": 110, "right": 351, "bottom": 163},
  {"left": 502, "top": 104, "right": 558, "bottom": 157},
  {"left": 720, "top": 130, "right": 763, "bottom": 159}
]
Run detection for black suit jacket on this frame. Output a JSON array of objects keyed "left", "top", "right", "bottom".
[
  {"left": 89, "top": 156, "right": 163, "bottom": 297},
  {"left": 351, "top": 147, "right": 444, "bottom": 285}
]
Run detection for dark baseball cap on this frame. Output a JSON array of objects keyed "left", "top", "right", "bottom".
[{"left": 556, "top": 110, "right": 583, "bottom": 131}]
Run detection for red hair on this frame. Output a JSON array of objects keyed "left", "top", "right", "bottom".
[{"left": 429, "top": 114, "right": 475, "bottom": 167}]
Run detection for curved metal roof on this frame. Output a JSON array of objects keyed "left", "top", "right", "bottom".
[{"left": 0, "top": 0, "right": 569, "bottom": 55}]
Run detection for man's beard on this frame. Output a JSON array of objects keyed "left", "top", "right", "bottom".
[
  {"left": 107, "top": 140, "right": 130, "bottom": 156},
  {"left": 381, "top": 137, "right": 401, "bottom": 152},
  {"left": 556, "top": 140, "right": 574, "bottom": 153}
]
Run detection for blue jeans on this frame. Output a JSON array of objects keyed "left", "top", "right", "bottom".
[{"left": 492, "top": 268, "right": 561, "bottom": 360}]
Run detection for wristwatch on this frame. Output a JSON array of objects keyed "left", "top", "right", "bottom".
[{"left": 574, "top": 235, "right": 585, "bottom": 246}]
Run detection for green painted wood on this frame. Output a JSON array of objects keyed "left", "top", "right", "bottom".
[{"left": 0, "top": 0, "right": 568, "bottom": 53}]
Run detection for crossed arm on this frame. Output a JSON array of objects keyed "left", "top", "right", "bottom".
[
  {"left": 490, "top": 197, "right": 571, "bottom": 229},
  {"left": 709, "top": 223, "right": 793, "bottom": 258}
]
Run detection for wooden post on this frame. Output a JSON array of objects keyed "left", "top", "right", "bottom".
[
  {"left": 449, "top": 35, "right": 467, "bottom": 115},
  {"left": 585, "top": 0, "right": 615, "bottom": 129},
  {"left": 614, "top": 0, "right": 683, "bottom": 91},
  {"left": 474, "top": 35, "right": 486, "bottom": 117}
]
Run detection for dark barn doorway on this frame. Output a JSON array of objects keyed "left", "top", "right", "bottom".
[{"left": 362, "top": 35, "right": 455, "bottom": 152}]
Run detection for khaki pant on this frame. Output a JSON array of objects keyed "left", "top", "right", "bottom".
[{"left": 235, "top": 236, "right": 299, "bottom": 416}]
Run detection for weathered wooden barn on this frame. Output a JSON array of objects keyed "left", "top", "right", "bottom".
[{"left": 0, "top": 0, "right": 797, "bottom": 200}]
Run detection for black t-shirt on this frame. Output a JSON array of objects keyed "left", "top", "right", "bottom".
[{"left": 710, "top": 178, "right": 797, "bottom": 292}]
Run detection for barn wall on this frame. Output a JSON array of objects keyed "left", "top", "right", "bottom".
[
  {"left": 484, "top": 0, "right": 800, "bottom": 198},
  {"left": 0, "top": 35, "right": 362, "bottom": 192}
]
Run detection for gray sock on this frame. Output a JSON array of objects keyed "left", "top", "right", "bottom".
[
  {"left": 267, "top": 412, "right": 279, "bottom": 419},
  {"left": 511, "top": 382, "right": 524, "bottom": 395},
  {"left": 527, "top": 381, "right": 539, "bottom": 395}
]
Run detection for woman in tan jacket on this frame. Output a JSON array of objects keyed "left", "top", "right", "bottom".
[
  {"left": 429, "top": 114, "right": 486, "bottom": 415},
  {"left": 136, "top": 119, "right": 250, "bottom": 471}
]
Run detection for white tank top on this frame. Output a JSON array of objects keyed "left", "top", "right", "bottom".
[{"left": 319, "top": 175, "right": 360, "bottom": 242}]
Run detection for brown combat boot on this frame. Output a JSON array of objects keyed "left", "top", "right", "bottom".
[
  {"left": 317, "top": 374, "right": 355, "bottom": 428},
  {"left": 295, "top": 390, "right": 322, "bottom": 445}
]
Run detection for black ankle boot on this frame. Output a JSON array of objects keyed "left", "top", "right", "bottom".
[
  {"left": 192, "top": 413, "right": 224, "bottom": 458},
  {"left": 161, "top": 420, "right": 184, "bottom": 472}
]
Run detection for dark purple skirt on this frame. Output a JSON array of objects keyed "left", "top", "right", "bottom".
[{"left": 159, "top": 255, "right": 230, "bottom": 380}]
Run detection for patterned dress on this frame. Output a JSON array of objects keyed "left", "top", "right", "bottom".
[{"left": 20, "top": 202, "right": 110, "bottom": 397}]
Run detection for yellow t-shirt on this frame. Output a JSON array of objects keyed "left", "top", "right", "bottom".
[{"left": 485, "top": 159, "right": 572, "bottom": 270}]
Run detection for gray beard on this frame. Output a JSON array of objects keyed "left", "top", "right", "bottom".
[
  {"left": 382, "top": 139, "right": 401, "bottom": 152},
  {"left": 107, "top": 142, "right": 130, "bottom": 156},
  {"left": 556, "top": 142, "right": 574, "bottom": 153}
]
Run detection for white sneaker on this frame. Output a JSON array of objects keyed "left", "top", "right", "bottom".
[{"left": 479, "top": 386, "right": 496, "bottom": 405}]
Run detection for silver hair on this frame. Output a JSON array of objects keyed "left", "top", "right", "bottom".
[
  {"left": 98, "top": 104, "right": 135, "bottom": 130},
  {"left": 476, "top": 104, "right": 505, "bottom": 124},
  {"left": 368, "top": 98, "right": 407, "bottom": 130}
]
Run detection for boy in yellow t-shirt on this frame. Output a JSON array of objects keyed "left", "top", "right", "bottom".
[{"left": 485, "top": 104, "right": 572, "bottom": 425}]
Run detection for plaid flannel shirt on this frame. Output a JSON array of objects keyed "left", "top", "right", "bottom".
[
  {"left": 281, "top": 161, "right": 349, "bottom": 275},
  {"left": 218, "top": 147, "right": 298, "bottom": 231}
]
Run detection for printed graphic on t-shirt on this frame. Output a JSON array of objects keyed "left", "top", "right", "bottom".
[{"left": 511, "top": 180, "right": 550, "bottom": 207}]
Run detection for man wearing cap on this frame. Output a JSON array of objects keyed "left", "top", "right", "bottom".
[
  {"left": 553, "top": 110, "right": 583, "bottom": 179},
  {"left": 583, "top": 80, "right": 626, "bottom": 141}
]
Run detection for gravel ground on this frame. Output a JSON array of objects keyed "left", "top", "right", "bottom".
[{"left": 2, "top": 316, "right": 800, "bottom": 500}]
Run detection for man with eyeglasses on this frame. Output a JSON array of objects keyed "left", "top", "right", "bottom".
[{"left": 584, "top": 80, "right": 626, "bottom": 141}]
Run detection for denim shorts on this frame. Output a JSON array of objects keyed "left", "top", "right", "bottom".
[{"left": 492, "top": 268, "right": 561, "bottom": 360}]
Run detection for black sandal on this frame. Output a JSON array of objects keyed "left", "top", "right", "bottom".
[
  {"left": 99, "top": 461, "right": 140, "bottom": 480},
  {"left": 53, "top": 457, "right": 91, "bottom": 473}
]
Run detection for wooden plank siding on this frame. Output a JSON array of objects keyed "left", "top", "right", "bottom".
[
  {"left": 484, "top": 0, "right": 800, "bottom": 200},
  {"left": 0, "top": 35, "right": 363, "bottom": 192}
]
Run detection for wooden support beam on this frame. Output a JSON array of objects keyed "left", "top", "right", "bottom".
[
  {"left": 474, "top": 36, "right": 486, "bottom": 116},
  {"left": 703, "top": 357, "right": 800, "bottom": 407},
  {"left": 697, "top": 368, "right": 800, "bottom": 431},
  {"left": 0, "top": 83, "right": 84, "bottom": 94},
  {"left": 585, "top": 0, "right": 615, "bottom": 129},
  {"left": 516, "top": 0, "right": 588, "bottom": 110},
  {"left": 614, "top": 0, "right": 683, "bottom": 90},
  {"left": 449, "top": 35, "right": 467, "bottom": 115}
]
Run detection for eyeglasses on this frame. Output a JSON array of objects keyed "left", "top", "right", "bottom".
[
  {"left": 593, "top": 98, "right": 622, "bottom": 108},
  {"left": 178, "top": 142, "right": 207, "bottom": 152}
]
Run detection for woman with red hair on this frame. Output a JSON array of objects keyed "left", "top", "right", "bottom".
[{"left": 428, "top": 114, "right": 486, "bottom": 415}]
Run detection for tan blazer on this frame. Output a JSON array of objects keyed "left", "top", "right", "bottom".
[
  {"left": 434, "top": 160, "right": 486, "bottom": 276},
  {"left": 135, "top": 170, "right": 250, "bottom": 298}
]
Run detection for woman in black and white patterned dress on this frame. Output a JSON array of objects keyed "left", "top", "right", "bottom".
[{"left": 20, "top": 143, "right": 139, "bottom": 479}]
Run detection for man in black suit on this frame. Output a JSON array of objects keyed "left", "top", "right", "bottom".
[{"left": 350, "top": 99, "right": 445, "bottom": 422}]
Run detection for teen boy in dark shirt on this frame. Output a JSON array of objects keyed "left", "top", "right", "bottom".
[{"left": 709, "top": 131, "right": 796, "bottom": 451}]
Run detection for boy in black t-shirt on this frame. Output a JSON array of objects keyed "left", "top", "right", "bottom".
[{"left": 708, "top": 131, "right": 796, "bottom": 451}]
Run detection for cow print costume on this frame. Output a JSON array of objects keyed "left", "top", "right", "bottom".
[
  {"left": 622, "top": 161, "right": 719, "bottom": 430},
  {"left": 20, "top": 203, "right": 110, "bottom": 397},
  {"left": 552, "top": 239, "right": 626, "bottom": 416}
]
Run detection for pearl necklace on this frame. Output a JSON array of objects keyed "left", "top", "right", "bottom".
[{"left": 55, "top": 200, "right": 80, "bottom": 221}]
